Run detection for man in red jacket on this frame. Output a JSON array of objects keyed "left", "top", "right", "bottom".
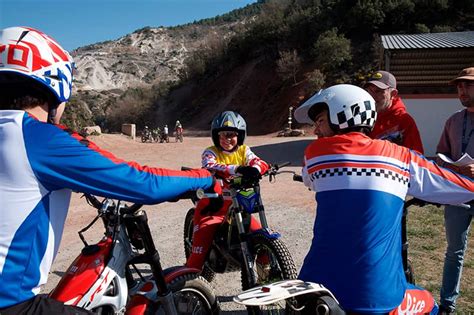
[{"left": 365, "top": 70, "right": 424, "bottom": 154}]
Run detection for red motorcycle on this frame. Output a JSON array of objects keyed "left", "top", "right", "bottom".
[{"left": 49, "top": 193, "right": 219, "bottom": 315}]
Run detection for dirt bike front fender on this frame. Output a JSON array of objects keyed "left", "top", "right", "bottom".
[
  {"left": 163, "top": 266, "right": 201, "bottom": 283},
  {"left": 251, "top": 228, "right": 281, "bottom": 240}
]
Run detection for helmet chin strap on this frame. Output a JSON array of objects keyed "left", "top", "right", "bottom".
[{"left": 47, "top": 106, "right": 57, "bottom": 124}]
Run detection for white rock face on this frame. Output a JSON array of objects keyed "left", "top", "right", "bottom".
[{"left": 72, "top": 23, "right": 244, "bottom": 91}]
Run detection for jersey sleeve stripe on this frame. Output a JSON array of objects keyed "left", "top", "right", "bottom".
[{"left": 55, "top": 125, "right": 209, "bottom": 179}]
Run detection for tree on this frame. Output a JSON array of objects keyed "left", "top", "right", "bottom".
[
  {"left": 312, "top": 28, "right": 352, "bottom": 74},
  {"left": 276, "top": 49, "right": 302, "bottom": 84},
  {"left": 414, "top": 23, "right": 430, "bottom": 33},
  {"left": 305, "top": 69, "right": 326, "bottom": 93}
]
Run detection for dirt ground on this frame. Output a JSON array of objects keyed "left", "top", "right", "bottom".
[{"left": 42, "top": 133, "right": 316, "bottom": 313}]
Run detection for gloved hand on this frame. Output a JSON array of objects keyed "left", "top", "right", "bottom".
[
  {"left": 236, "top": 166, "right": 262, "bottom": 185},
  {"left": 200, "top": 178, "right": 224, "bottom": 215}
]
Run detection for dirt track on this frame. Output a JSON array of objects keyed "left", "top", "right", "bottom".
[{"left": 42, "top": 133, "right": 317, "bottom": 313}]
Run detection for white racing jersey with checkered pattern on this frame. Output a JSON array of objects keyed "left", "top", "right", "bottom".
[{"left": 299, "top": 132, "right": 473, "bottom": 314}]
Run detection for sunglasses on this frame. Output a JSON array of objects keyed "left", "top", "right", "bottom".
[{"left": 218, "top": 131, "right": 238, "bottom": 138}]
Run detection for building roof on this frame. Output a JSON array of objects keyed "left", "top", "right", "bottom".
[{"left": 382, "top": 31, "right": 474, "bottom": 50}]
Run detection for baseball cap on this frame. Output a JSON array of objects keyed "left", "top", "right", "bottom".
[
  {"left": 449, "top": 67, "right": 474, "bottom": 85},
  {"left": 366, "top": 70, "right": 397, "bottom": 89}
]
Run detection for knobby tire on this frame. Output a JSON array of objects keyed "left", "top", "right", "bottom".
[{"left": 241, "top": 233, "right": 297, "bottom": 315}]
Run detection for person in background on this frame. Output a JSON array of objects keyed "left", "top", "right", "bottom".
[
  {"left": 185, "top": 111, "right": 269, "bottom": 270},
  {"left": 294, "top": 84, "right": 473, "bottom": 314},
  {"left": 0, "top": 26, "right": 221, "bottom": 315},
  {"left": 436, "top": 67, "right": 474, "bottom": 314},
  {"left": 364, "top": 70, "right": 424, "bottom": 153},
  {"left": 163, "top": 124, "right": 169, "bottom": 141},
  {"left": 175, "top": 120, "right": 184, "bottom": 139}
]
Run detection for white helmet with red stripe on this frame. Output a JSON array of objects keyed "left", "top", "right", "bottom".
[
  {"left": 295, "top": 84, "right": 377, "bottom": 131},
  {"left": 0, "top": 26, "right": 74, "bottom": 104}
]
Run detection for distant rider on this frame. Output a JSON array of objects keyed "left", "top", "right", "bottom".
[
  {"left": 175, "top": 120, "right": 183, "bottom": 132},
  {"left": 0, "top": 26, "right": 221, "bottom": 315},
  {"left": 294, "top": 84, "right": 473, "bottom": 314},
  {"left": 163, "top": 124, "right": 169, "bottom": 141},
  {"left": 185, "top": 111, "right": 269, "bottom": 270},
  {"left": 143, "top": 125, "right": 151, "bottom": 139}
]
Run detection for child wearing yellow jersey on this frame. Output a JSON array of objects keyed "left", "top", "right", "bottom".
[{"left": 186, "top": 111, "right": 269, "bottom": 270}]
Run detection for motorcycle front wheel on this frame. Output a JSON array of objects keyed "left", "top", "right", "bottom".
[{"left": 241, "top": 233, "right": 298, "bottom": 315}]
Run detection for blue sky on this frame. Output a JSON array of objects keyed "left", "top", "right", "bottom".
[{"left": 1, "top": 0, "right": 258, "bottom": 51}]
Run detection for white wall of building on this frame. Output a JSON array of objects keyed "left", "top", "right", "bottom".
[{"left": 403, "top": 97, "right": 463, "bottom": 157}]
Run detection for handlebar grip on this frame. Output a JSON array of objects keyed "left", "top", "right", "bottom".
[
  {"left": 293, "top": 174, "right": 303, "bottom": 182},
  {"left": 275, "top": 161, "right": 291, "bottom": 169},
  {"left": 181, "top": 166, "right": 193, "bottom": 171},
  {"left": 196, "top": 188, "right": 219, "bottom": 199}
]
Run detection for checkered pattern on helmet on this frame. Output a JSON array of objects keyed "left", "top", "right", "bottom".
[
  {"left": 309, "top": 167, "right": 409, "bottom": 185},
  {"left": 335, "top": 100, "right": 377, "bottom": 130}
]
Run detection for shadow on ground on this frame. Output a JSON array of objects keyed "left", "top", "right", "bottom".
[
  {"left": 251, "top": 139, "right": 314, "bottom": 167},
  {"left": 218, "top": 295, "right": 247, "bottom": 314}
]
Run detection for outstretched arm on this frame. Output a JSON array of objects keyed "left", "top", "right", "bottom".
[
  {"left": 25, "top": 121, "right": 214, "bottom": 204},
  {"left": 408, "top": 150, "right": 474, "bottom": 205}
]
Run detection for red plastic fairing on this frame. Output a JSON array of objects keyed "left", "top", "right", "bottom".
[
  {"left": 49, "top": 238, "right": 113, "bottom": 304},
  {"left": 125, "top": 295, "right": 150, "bottom": 315}
]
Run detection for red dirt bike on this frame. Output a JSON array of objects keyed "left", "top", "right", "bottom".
[
  {"left": 183, "top": 163, "right": 298, "bottom": 314},
  {"left": 49, "top": 193, "right": 219, "bottom": 315}
]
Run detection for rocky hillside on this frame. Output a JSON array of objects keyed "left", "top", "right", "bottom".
[
  {"left": 72, "top": 22, "right": 248, "bottom": 91},
  {"left": 66, "top": 0, "right": 471, "bottom": 135}
]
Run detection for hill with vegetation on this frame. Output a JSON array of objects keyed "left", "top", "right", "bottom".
[{"left": 64, "top": 0, "right": 473, "bottom": 134}]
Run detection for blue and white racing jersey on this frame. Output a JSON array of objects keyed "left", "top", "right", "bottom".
[
  {"left": 298, "top": 132, "right": 473, "bottom": 314},
  {"left": 0, "top": 110, "right": 213, "bottom": 308}
]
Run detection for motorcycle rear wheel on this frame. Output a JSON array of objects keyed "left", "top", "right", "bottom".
[
  {"left": 144, "top": 274, "right": 219, "bottom": 315},
  {"left": 183, "top": 208, "right": 216, "bottom": 282},
  {"left": 170, "top": 274, "right": 219, "bottom": 315},
  {"left": 241, "top": 233, "right": 298, "bottom": 315}
]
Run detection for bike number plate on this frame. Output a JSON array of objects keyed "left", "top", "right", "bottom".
[{"left": 236, "top": 190, "right": 259, "bottom": 214}]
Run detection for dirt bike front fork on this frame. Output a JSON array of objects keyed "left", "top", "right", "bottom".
[{"left": 235, "top": 210, "right": 257, "bottom": 286}]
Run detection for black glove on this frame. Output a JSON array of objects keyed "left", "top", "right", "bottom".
[
  {"left": 200, "top": 178, "right": 224, "bottom": 215},
  {"left": 236, "top": 166, "right": 262, "bottom": 184}
]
